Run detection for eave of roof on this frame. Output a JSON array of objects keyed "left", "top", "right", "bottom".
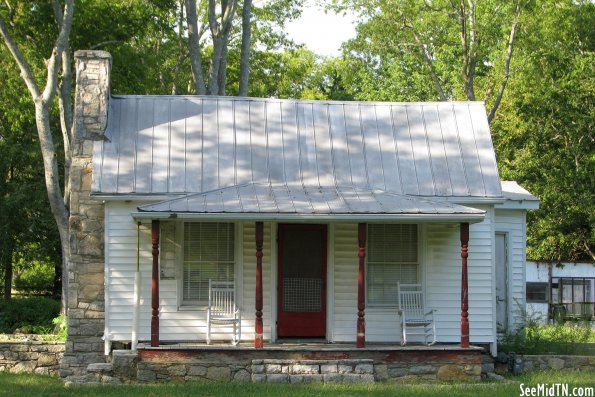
[{"left": 133, "top": 183, "right": 486, "bottom": 223}]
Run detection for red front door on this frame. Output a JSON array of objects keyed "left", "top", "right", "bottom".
[{"left": 277, "top": 224, "right": 327, "bottom": 337}]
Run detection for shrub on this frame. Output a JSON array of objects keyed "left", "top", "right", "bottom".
[
  {"left": 13, "top": 261, "right": 55, "bottom": 295},
  {"left": 0, "top": 297, "right": 60, "bottom": 334}
]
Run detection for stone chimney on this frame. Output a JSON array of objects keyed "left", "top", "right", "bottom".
[{"left": 61, "top": 51, "right": 111, "bottom": 379}]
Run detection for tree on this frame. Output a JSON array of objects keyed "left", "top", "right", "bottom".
[
  {"left": 332, "top": 0, "right": 525, "bottom": 123},
  {"left": 493, "top": 0, "right": 594, "bottom": 262},
  {"left": 0, "top": 0, "right": 74, "bottom": 308},
  {"left": 185, "top": 0, "right": 304, "bottom": 96}
]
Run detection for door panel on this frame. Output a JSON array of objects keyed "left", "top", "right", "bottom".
[{"left": 277, "top": 224, "right": 327, "bottom": 337}]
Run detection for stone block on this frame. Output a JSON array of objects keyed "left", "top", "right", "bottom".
[
  {"left": 342, "top": 374, "right": 374, "bottom": 383},
  {"left": 337, "top": 364, "right": 353, "bottom": 374},
  {"left": 233, "top": 369, "right": 250, "bottom": 382},
  {"left": 374, "top": 364, "right": 388, "bottom": 381},
  {"left": 10, "top": 362, "right": 36, "bottom": 373},
  {"left": 251, "top": 374, "right": 266, "bottom": 383},
  {"left": 291, "top": 364, "right": 319, "bottom": 374},
  {"left": 10, "top": 344, "right": 29, "bottom": 352},
  {"left": 30, "top": 345, "right": 48, "bottom": 353},
  {"left": 265, "top": 364, "right": 282, "bottom": 374},
  {"left": 409, "top": 365, "right": 436, "bottom": 375},
  {"left": 137, "top": 369, "right": 156, "bottom": 382},
  {"left": 354, "top": 363, "right": 374, "bottom": 374},
  {"left": 167, "top": 365, "right": 187, "bottom": 377},
  {"left": 546, "top": 357, "right": 565, "bottom": 370},
  {"left": 35, "top": 367, "right": 50, "bottom": 375},
  {"left": 323, "top": 373, "right": 344, "bottom": 383},
  {"left": 267, "top": 374, "right": 289, "bottom": 383},
  {"left": 252, "top": 364, "right": 264, "bottom": 374},
  {"left": 38, "top": 353, "right": 58, "bottom": 367},
  {"left": 321, "top": 364, "right": 337, "bottom": 374},
  {"left": 206, "top": 366, "right": 231, "bottom": 380},
  {"left": 388, "top": 367, "right": 408, "bottom": 378},
  {"left": 187, "top": 365, "right": 207, "bottom": 376}
]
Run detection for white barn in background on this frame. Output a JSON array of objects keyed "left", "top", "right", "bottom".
[{"left": 70, "top": 51, "right": 540, "bottom": 364}]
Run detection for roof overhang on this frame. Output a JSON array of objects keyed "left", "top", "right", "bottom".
[{"left": 132, "top": 183, "right": 486, "bottom": 224}]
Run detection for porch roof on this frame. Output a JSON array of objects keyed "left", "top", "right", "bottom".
[{"left": 132, "top": 183, "right": 485, "bottom": 222}]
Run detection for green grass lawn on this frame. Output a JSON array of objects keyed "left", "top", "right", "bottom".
[{"left": 0, "top": 371, "right": 593, "bottom": 397}]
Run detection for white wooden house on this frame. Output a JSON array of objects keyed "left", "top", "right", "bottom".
[
  {"left": 90, "top": 90, "right": 539, "bottom": 357},
  {"left": 61, "top": 51, "right": 542, "bottom": 382}
]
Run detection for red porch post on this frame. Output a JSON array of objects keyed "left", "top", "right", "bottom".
[
  {"left": 460, "top": 222, "right": 470, "bottom": 348},
  {"left": 255, "top": 221, "right": 264, "bottom": 348},
  {"left": 357, "top": 223, "right": 366, "bottom": 348},
  {"left": 151, "top": 220, "right": 160, "bottom": 347}
]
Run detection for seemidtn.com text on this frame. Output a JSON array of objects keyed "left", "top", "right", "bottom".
[{"left": 520, "top": 383, "right": 595, "bottom": 397}]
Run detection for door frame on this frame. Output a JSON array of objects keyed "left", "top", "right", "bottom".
[{"left": 276, "top": 223, "right": 328, "bottom": 338}]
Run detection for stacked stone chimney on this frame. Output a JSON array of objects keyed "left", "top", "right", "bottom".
[{"left": 60, "top": 50, "right": 111, "bottom": 378}]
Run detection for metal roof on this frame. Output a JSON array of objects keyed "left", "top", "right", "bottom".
[
  {"left": 500, "top": 181, "right": 539, "bottom": 202},
  {"left": 134, "top": 183, "right": 486, "bottom": 222},
  {"left": 93, "top": 96, "right": 502, "bottom": 198}
]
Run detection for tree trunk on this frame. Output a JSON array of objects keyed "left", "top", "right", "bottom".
[
  {"left": 185, "top": 0, "right": 207, "bottom": 95},
  {"left": 238, "top": 0, "right": 252, "bottom": 96},
  {"left": 2, "top": 242, "right": 13, "bottom": 301}
]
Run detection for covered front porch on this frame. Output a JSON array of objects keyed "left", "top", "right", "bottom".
[{"left": 120, "top": 184, "right": 486, "bottom": 353}]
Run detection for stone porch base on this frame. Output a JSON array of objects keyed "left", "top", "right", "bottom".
[{"left": 66, "top": 343, "right": 484, "bottom": 384}]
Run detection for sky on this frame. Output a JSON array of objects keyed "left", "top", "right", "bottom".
[{"left": 284, "top": 4, "right": 357, "bottom": 56}]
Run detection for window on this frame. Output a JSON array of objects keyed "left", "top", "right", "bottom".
[
  {"left": 182, "top": 222, "right": 235, "bottom": 305},
  {"left": 367, "top": 224, "right": 418, "bottom": 306},
  {"left": 526, "top": 282, "right": 548, "bottom": 303}
]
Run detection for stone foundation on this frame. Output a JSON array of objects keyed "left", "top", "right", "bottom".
[
  {"left": 521, "top": 355, "right": 595, "bottom": 372},
  {"left": 0, "top": 341, "right": 64, "bottom": 376},
  {"left": 80, "top": 346, "right": 483, "bottom": 384}
]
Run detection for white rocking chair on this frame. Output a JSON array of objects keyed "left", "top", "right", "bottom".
[
  {"left": 206, "top": 280, "right": 241, "bottom": 345},
  {"left": 397, "top": 283, "right": 436, "bottom": 346}
]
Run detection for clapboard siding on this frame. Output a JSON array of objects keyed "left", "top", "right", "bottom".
[
  {"left": 495, "top": 209, "right": 527, "bottom": 328},
  {"left": 425, "top": 207, "right": 495, "bottom": 344},
  {"left": 332, "top": 223, "right": 358, "bottom": 342},
  {"left": 106, "top": 201, "right": 500, "bottom": 345}
]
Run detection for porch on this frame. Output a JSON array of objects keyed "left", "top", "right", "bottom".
[{"left": 109, "top": 342, "right": 484, "bottom": 383}]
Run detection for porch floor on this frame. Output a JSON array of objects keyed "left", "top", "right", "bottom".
[{"left": 137, "top": 341, "right": 483, "bottom": 352}]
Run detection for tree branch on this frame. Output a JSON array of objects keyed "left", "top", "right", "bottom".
[
  {"left": 0, "top": 16, "right": 41, "bottom": 98},
  {"left": 466, "top": 0, "right": 477, "bottom": 100},
  {"left": 487, "top": 1, "right": 521, "bottom": 123},
  {"left": 90, "top": 40, "right": 122, "bottom": 50},
  {"left": 41, "top": 0, "right": 74, "bottom": 104}
]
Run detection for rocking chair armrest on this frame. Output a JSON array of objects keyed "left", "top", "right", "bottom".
[{"left": 424, "top": 309, "right": 437, "bottom": 316}]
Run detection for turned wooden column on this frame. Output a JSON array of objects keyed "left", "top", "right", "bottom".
[
  {"left": 255, "top": 221, "right": 264, "bottom": 348},
  {"left": 151, "top": 220, "right": 160, "bottom": 347},
  {"left": 357, "top": 223, "right": 366, "bottom": 348},
  {"left": 460, "top": 222, "right": 470, "bottom": 348}
]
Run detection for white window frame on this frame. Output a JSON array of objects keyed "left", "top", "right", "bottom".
[
  {"left": 366, "top": 223, "right": 420, "bottom": 307},
  {"left": 178, "top": 221, "right": 236, "bottom": 307}
]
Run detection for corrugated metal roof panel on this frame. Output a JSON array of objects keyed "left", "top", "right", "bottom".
[
  {"left": 94, "top": 96, "right": 502, "bottom": 198},
  {"left": 137, "top": 183, "right": 486, "bottom": 217}
]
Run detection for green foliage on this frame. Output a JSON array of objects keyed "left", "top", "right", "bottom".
[
  {"left": 13, "top": 258, "right": 55, "bottom": 295},
  {"left": 499, "top": 310, "right": 594, "bottom": 354},
  {"left": 52, "top": 314, "right": 67, "bottom": 340},
  {"left": 0, "top": 296, "right": 60, "bottom": 334},
  {"left": 493, "top": 0, "right": 594, "bottom": 261}
]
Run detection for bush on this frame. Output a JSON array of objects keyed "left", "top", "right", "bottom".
[
  {"left": 499, "top": 309, "right": 594, "bottom": 354},
  {"left": 0, "top": 297, "right": 60, "bottom": 334},
  {"left": 13, "top": 261, "right": 55, "bottom": 295}
]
